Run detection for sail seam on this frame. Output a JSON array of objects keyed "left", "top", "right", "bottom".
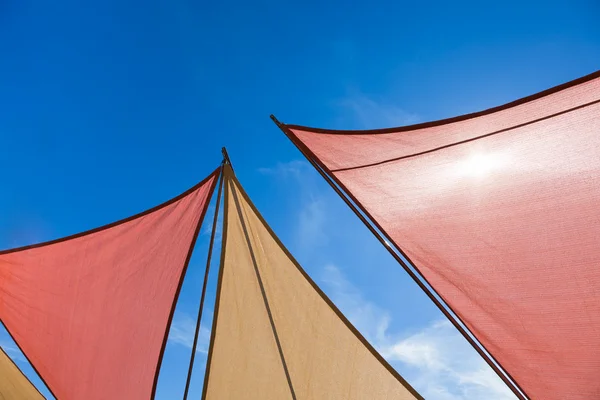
[
  {"left": 229, "top": 172, "right": 425, "bottom": 400},
  {"left": 331, "top": 98, "right": 600, "bottom": 172},
  {"left": 229, "top": 177, "right": 298, "bottom": 400}
]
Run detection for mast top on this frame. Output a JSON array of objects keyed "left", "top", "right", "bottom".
[{"left": 221, "top": 147, "right": 234, "bottom": 173}]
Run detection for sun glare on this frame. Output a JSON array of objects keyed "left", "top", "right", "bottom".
[{"left": 454, "top": 152, "right": 509, "bottom": 179}]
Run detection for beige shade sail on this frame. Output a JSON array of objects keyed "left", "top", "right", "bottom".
[
  {"left": 0, "top": 346, "right": 45, "bottom": 400},
  {"left": 202, "top": 166, "right": 422, "bottom": 400}
]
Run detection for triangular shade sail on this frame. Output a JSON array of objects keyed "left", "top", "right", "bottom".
[
  {"left": 283, "top": 71, "right": 600, "bottom": 400},
  {"left": 0, "top": 168, "right": 219, "bottom": 400},
  {"left": 0, "top": 346, "right": 45, "bottom": 400},
  {"left": 202, "top": 167, "right": 422, "bottom": 400}
]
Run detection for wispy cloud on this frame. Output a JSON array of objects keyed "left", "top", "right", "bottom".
[
  {"left": 0, "top": 340, "right": 25, "bottom": 362},
  {"left": 321, "top": 264, "right": 391, "bottom": 344},
  {"left": 382, "top": 320, "right": 516, "bottom": 400},
  {"left": 321, "top": 264, "right": 517, "bottom": 400},
  {"left": 257, "top": 160, "right": 310, "bottom": 180},
  {"left": 295, "top": 196, "right": 328, "bottom": 249},
  {"left": 259, "top": 160, "right": 329, "bottom": 250},
  {"left": 257, "top": 153, "right": 516, "bottom": 400},
  {"left": 334, "top": 92, "right": 419, "bottom": 129},
  {"left": 200, "top": 202, "right": 223, "bottom": 242},
  {"left": 168, "top": 312, "right": 211, "bottom": 354}
]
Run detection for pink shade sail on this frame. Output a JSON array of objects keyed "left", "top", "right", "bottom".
[
  {"left": 284, "top": 71, "right": 600, "bottom": 400},
  {"left": 0, "top": 168, "right": 219, "bottom": 400}
]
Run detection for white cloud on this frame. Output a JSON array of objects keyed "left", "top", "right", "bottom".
[
  {"left": 382, "top": 320, "right": 516, "bottom": 400},
  {"left": 257, "top": 151, "right": 517, "bottom": 400},
  {"left": 259, "top": 125, "right": 515, "bottom": 400},
  {"left": 321, "top": 264, "right": 517, "bottom": 400},
  {"left": 168, "top": 312, "right": 211, "bottom": 354}
]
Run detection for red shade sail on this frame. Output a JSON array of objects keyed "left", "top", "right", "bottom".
[
  {"left": 0, "top": 168, "right": 219, "bottom": 400},
  {"left": 283, "top": 71, "right": 600, "bottom": 400}
]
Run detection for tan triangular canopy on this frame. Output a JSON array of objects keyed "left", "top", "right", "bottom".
[
  {"left": 0, "top": 346, "right": 45, "bottom": 400},
  {"left": 201, "top": 166, "right": 422, "bottom": 400}
]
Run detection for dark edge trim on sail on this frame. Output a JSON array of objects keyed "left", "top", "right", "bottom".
[
  {"left": 0, "top": 322, "right": 56, "bottom": 399},
  {"left": 200, "top": 165, "right": 231, "bottom": 400},
  {"left": 0, "top": 168, "right": 222, "bottom": 255},
  {"left": 150, "top": 167, "right": 222, "bottom": 400},
  {"left": 272, "top": 116, "right": 529, "bottom": 400},
  {"left": 333, "top": 98, "right": 600, "bottom": 172},
  {"left": 182, "top": 163, "right": 225, "bottom": 400},
  {"left": 0, "top": 329, "right": 47, "bottom": 400},
  {"left": 0, "top": 168, "right": 220, "bottom": 400},
  {"left": 285, "top": 68, "right": 600, "bottom": 135},
  {"left": 228, "top": 172, "right": 425, "bottom": 400},
  {"left": 229, "top": 171, "right": 298, "bottom": 400}
]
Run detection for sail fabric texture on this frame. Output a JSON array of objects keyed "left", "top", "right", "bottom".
[
  {"left": 0, "top": 346, "right": 44, "bottom": 400},
  {"left": 285, "top": 71, "right": 600, "bottom": 400},
  {"left": 0, "top": 169, "right": 219, "bottom": 400},
  {"left": 203, "top": 167, "right": 422, "bottom": 400}
]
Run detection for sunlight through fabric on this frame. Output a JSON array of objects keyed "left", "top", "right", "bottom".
[
  {"left": 0, "top": 169, "right": 219, "bottom": 400},
  {"left": 285, "top": 71, "right": 600, "bottom": 400},
  {"left": 451, "top": 152, "right": 511, "bottom": 179},
  {"left": 202, "top": 167, "right": 422, "bottom": 400}
]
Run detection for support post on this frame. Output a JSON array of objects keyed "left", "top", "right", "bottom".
[{"left": 182, "top": 163, "right": 225, "bottom": 400}]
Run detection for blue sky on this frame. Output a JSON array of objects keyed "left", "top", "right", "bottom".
[{"left": 0, "top": 0, "right": 598, "bottom": 398}]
